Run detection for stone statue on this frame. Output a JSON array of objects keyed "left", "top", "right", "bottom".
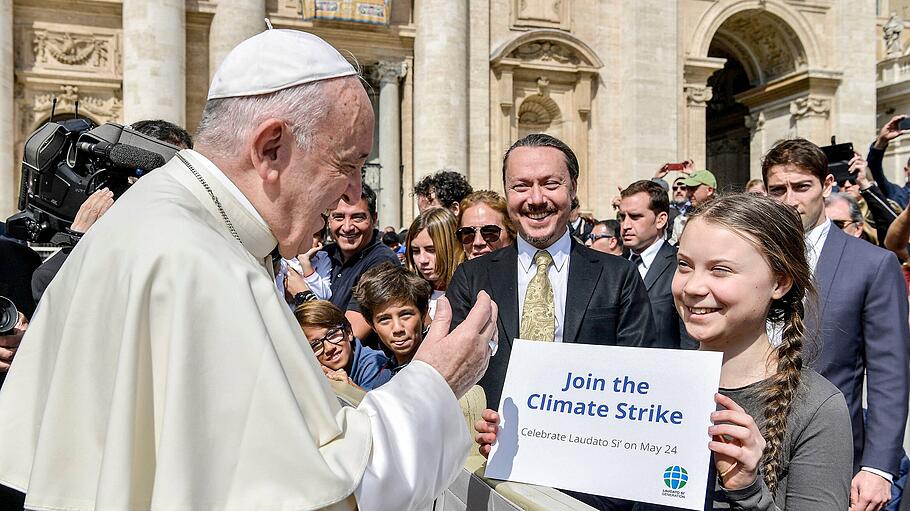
[{"left": 885, "top": 12, "right": 904, "bottom": 57}]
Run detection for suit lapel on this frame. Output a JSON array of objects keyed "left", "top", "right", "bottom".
[
  {"left": 489, "top": 244, "right": 519, "bottom": 347},
  {"left": 644, "top": 242, "right": 675, "bottom": 291},
  {"left": 813, "top": 226, "right": 846, "bottom": 318},
  {"left": 563, "top": 241, "right": 603, "bottom": 344}
]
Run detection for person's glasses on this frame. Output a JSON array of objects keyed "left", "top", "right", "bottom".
[
  {"left": 831, "top": 219, "right": 856, "bottom": 230},
  {"left": 456, "top": 224, "right": 503, "bottom": 244},
  {"left": 309, "top": 324, "right": 349, "bottom": 357},
  {"left": 586, "top": 233, "right": 614, "bottom": 242},
  {"left": 672, "top": 185, "right": 686, "bottom": 191}
]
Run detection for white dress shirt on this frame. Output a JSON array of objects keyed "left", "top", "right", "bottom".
[
  {"left": 517, "top": 228, "right": 572, "bottom": 343},
  {"left": 805, "top": 217, "right": 831, "bottom": 274},
  {"left": 632, "top": 238, "right": 665, "bottom": 279}
]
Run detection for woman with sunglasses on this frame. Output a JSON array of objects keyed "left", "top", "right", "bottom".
[
  {"left": 294, "top": 300, "right": 392, "bottom": 391},
  {"left": 405, "top": 207, "right": 464, "bottom": 319},
  {"left": 456, "top": 190, "right": 516, "bottom": 260}
]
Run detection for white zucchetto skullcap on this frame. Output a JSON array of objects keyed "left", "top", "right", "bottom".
[{"left": 207, "top": 29, "right": 357, "bottom": 100}]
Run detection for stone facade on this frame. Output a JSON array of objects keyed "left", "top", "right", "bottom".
[{"left": 1, "top": 0, "right": 898, "bottom": 224}]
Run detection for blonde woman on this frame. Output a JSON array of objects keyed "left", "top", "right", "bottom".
[
  {"left": 457, "top": 190, "right": 516, "bottom": 259},
  {"left": 405, "top": 207, "right": 464, "bottom": 319}
]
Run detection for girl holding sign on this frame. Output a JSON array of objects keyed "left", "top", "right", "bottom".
[{"left": 475, "top": 193, "right": 852, "bottom": 510}]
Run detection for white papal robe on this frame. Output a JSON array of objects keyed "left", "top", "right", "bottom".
[{"left": 0, "top": 149, "right": 469, "bottom": 510}]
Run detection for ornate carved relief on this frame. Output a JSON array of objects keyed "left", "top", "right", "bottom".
[
  {"left": 17, "top": 84, "right": 122, "bottom": 135},
  {"left": 19, "top": 26, "right": 121, "bottom": 78},
  {"left": 508, "top": 41, "right": 581, "bottom": 65},
  {"left": 517, "top": 94, "right": 561, "bottom": 129},
  {"left": 512, "top": 0, "right": 569, "bottom": 30},
  {"left": 714, "top": 12, "right": 807, "bottom": 84},
  {"left": 684, "top": 85, "right": 713, "bottom": 107},
  {"left": 789, "top": 96, "right": 831, "bottom": 120},
  {"left": 744, "top": 111, "right": 766, "bottom": 133}
]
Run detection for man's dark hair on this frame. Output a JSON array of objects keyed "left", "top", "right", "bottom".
[
  {"left": 502, "top": 133, "right": 579, "bottom": 184},
  {"left": 381, "top": 231, "right": 400, "bottom": 248},
  {"left": 761, "top": 138, "right": 828, "bottom": 185},
  {"left": 353, "top": 262, "right": 432, "bottom": 323},
  {"left": 130, "top": 120, "right": 193, "bottom": 149},
  {"left": 361, "top": 182, "right": 378, "bottom": 218},
  {"left": 620, "top": 180, "right": 670, "bottom": 216},
  {"left": 414, "top": 170, "right": 473, "bottom": 209},
  {"left": 594, "top": 219, "right": 622, "bottom": 247}
]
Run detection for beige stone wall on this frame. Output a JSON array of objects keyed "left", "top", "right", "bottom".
[{"left": 0, "top": 0, "right": 892, "bottom": 224}]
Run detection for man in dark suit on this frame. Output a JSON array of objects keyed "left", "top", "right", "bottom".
[
  {"left": 764, "top": 138, "right": 910, "bottom": 511},
  {"left": 447, "top": 133, "right": 656, "bottom": 410},
  {"left": 618, "top": 180, "right": 696, "bottom": 350}
]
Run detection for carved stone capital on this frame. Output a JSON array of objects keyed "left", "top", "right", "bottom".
[
  {"left": 684, "top": 85, "right": 713, "bottom": 107},
  {"left": 372, "top": 60, "right": 407, "bottom": 85},
  {"left": 744, "top": 111, "right": 766, "bottom": 133},
  {"left": 789, "top": 97, "right": 830, "bottom": 120},
  {"left": 19, "top": 84, "right": 122, "bottom": 135}
]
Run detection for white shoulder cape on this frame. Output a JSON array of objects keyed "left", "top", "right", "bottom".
[{"left": 0, "top": 150, "right": 469, "bottom": 510}]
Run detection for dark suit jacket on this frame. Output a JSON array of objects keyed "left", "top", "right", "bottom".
[
  {"left": 641, "top": 242, "right": 697, "bottom": 350},
  {"left": 0, "top": 239, "right": 41, "bottom": 320},
  {"left": 809, "top": 225, "right": 910, "bottom": 476},
  {"left": 447, "top": 240, "right": 657, "bottom": 409}
]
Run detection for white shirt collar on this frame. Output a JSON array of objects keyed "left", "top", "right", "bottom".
[
  {"left": 186, "top": 149, "right": 269, "bottom": 229},
  {"left": 805, "top": 217, "right": 831, "bottom": 274},
  {"left": 517, "top": 228, "right": 571, "bottom": 273},
  {"left": 633, "top": 238, "right": 664, "bottom": 271}
]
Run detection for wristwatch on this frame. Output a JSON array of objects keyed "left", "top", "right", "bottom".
[{"left": 293, "top": 290, "right": 316, "bottom": 307}]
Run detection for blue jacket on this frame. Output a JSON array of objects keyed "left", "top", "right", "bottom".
[
  {"left": 348, "top": 338, "right": 392, "bottom": 390},
  {"left": 866, "top": 144, "right": 910, "bottom": 208}
]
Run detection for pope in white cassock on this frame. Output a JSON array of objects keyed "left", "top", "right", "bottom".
[{"left": 0, "top": 30, "right": 498, "bottom": 510}]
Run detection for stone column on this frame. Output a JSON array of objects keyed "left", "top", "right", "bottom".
[
  {"left": 0, "top": 0, "right": 14, "bottom": 216},
  {"left": 209, "top": 0, "right": 265, "bottom": 80},
  {"left": 682, "top": 57, "right": 724, "bottom": 166},
  {"left": 122, "top": 0, "right": 185, "bottom": 126},
  {"left": 413, "top": 0, "right": 468, "bottom": 178},
  {"left": 372, "top": 60, "right": 407, "bottom": 229},
  {"left": 745, "top": 111, "right": 766, "bottom": 179}
]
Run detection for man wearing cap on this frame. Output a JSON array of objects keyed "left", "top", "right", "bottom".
[
  {"left": 0, "top": 29, "right": 497, "bottom": 511},
  {"left": 681, "top": 169, "right": 717, "bottom": 208}
]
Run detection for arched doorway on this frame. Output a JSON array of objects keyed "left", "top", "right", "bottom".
[{"left": 685, "top": 3, "right": 835, "bottom": 184}]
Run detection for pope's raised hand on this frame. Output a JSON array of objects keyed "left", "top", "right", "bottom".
[{"left": 414, "top": 291, "right": 498, "bottom": 399}]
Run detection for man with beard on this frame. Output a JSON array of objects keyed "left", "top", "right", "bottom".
[{"left": 446, "top": 133, "right": 656, "bottom": 410}]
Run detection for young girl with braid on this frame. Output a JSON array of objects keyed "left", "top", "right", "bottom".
[{"left": 474, "top": 193, "right": 853, "bottom": 510}]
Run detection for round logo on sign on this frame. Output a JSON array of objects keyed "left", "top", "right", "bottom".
[{"left": 663, "top": 466, "right": 688, "bottom": 490}]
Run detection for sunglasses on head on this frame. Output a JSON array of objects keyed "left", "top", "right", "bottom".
[{"left": 455, "top": 224, "right": 503, "bottom": 244}]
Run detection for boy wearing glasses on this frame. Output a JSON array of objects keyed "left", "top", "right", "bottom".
[
  {"left": 353, "top": 263, "right": 432, "bottom": 375},
  {"left": 295, "top": 300, "right": 392, "bottom": 391}
]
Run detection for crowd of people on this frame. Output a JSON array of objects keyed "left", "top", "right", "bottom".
[{"left": 0, "top": 28, "right": 910, "bottom": 511}]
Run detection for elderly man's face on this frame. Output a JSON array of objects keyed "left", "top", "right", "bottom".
[
  {"left": 686, "top": 184, "right": 714, "bottom": 208},
  {"left": 825, "top": 199, "right": 864, "bottom": 238},
  {"left": 504, "top": 146, "right": 575, "bottom": 249},
  {"left": 280, "top": 79, "right": 373, "bottom": 257}
]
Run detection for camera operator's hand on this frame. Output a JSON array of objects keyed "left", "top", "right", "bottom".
[
  {"left": 875, "top": 115, "right": 908, "bottom": 150},
  {"left": 71, "top": 188, "right": 114, "bottom": 234},
  {"left": 0, "top": 313, "right": 27, "bottom": 372}
]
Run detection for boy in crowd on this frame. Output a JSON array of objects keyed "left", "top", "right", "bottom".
[
  {"left": 353, "top": 263, "right": 431, "bottom": 375},
  {"left": 294, "top": 300, "right": 391, "bottom": 390}
]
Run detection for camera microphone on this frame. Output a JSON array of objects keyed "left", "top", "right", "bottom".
[{"left": 77, "top": 141, "right": 167, "bottom": 172}]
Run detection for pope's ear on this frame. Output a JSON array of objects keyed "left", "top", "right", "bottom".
[{"left": 249, "top": 118, "right": 291, "bottom": 183}]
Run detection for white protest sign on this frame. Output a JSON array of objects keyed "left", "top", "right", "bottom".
[{"left": 485, "top": 340, "right": 722, "bottom": 510}]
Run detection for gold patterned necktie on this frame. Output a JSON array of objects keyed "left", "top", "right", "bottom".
[{"left": 520, "top": 250, "right": 555, "bottom": 342}]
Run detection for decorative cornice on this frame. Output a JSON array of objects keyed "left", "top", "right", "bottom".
[{"left": 789, "top": 96, "right": 831, "bottom": 120}]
